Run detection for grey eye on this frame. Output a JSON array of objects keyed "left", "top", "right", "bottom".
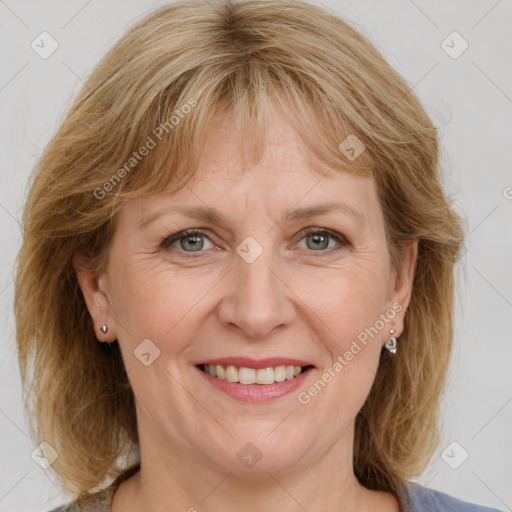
[
  {"left": 162, "top": 230, "right": 214, "bottom": 252},
  {"left": 298, "top": 229, "right": 347, "bottom": 252},
  {"left": 304, "top": 232, "right": 332, "bottom": 251},
  {"left": 179, "top": 233, "right": 205, "bottom": 252}
]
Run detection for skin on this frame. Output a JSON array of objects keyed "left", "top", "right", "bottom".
[{"left": 75, "top": 107, "right": 417, "bottom": 512}]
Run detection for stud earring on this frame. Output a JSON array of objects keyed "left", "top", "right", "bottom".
[
  {"left": 384, "top": 329, "right": 397, "bottom": 354},
  {"left": 98, "top": 324, "right": 114, "bottom": 352}
]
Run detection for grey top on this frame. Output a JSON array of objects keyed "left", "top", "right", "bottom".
[{"left": 48, "top": 481, "right": 502, "bottom": 512}]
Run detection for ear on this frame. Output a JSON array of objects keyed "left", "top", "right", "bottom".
[
  {"left": 385, "top": 239, "right": 418, "bottom": 337},
  {"left": 73, "top": 252, "right": 116, "bottom": 341}
]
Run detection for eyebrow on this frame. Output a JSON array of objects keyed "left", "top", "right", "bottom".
[{"left": 138, "top": 201, "right": 364, "bottom": 230}]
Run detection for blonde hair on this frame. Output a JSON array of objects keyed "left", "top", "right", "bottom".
[{"left": 15, "top": 0, "right": 464, "bottom": 508}]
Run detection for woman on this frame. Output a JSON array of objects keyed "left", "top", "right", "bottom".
[{"left": 14, "top": 0, "right": 501, "bottom": 511}]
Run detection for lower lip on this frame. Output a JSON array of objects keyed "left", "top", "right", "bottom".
[{"left": 195, "top": 366, "right": 315, "bottom": 403}]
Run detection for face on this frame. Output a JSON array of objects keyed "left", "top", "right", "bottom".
[{"left": 76, "top": 108, "right": 417, "bottom": 477}]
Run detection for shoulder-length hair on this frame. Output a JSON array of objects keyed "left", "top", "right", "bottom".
[{"left": 15, "top": 0, "right": 464, "bottom": 506}]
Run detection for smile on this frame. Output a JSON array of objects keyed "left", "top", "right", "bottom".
[
  {"left": 195, "top": 357, "right": 316, "bottom": 402},
  {"left": 198, "top": 363, "right": 314, "bottom": 385}
]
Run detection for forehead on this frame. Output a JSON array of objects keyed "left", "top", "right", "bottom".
[
  {"left": 120, "top": 107, "right": 381, "bottom": 229},
  {"left": 192, "top": 108, "right": 332, "bottom": 177},
  {"left": 185, "top": 108, "right": 374, "bottom": 194}
]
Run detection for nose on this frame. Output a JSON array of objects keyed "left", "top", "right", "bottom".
[{"left": 217, "top": 251, "right": 296, "bottom": 340}]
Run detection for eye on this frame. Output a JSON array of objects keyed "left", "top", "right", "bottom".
[
  {"left": 161, "top": 229, "right": 214, "bottom": 253},
  {"left": 296, "top": 227, "right": 349, "bottom": 252},
  {"left": 161, "top": 227, "right": 349, "bottom": 255}
]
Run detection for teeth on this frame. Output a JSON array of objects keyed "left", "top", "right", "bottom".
[
  {"left": 239, "top": 367, "right": 256, "bottom": 385},
  {"left": 202, "top": 364, "right": 306, "bottom": 385},
  {"left": 274, "top": 365, "right": 286, "bottom": 382},
  {"left": 256, "top": 368, "right": 274, "bottom": 385},
  {"left": 226, "top": 365, "right": 238, "bottom": 383},
  {"left": 216, "top": 365, "right": 225, "bottom": 380}
]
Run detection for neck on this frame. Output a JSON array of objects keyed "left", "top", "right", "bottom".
[
  {"left": 117, "top": 465, "right": 371, "bottom": 512},
  {"left": 112, "top": 416, "right": 384, "bottom": 512}
]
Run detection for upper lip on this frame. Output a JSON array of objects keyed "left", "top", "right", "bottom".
[{"left": 197, "top": 357, "right": 315, "bottom": 369}]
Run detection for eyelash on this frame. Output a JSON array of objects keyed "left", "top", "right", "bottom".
[{"left": 160, "top": 227, "right": 349, "bottom": 256}]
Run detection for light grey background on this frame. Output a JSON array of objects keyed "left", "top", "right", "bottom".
[{"left": 0, "top": 0, "right": 511, "bottom": 510}]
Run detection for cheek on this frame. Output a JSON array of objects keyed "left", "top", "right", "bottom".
[
  {"left": 300, "top": 264, "right": 390, "bottom": 418},
  {"left": 300, "top": 262, "right": 390, "bottom": 347},
  {"left": 109, "top": 257, "right": 220, "bottom": 355},
  {"left": 299, "top": 273, "right": 387, "bottom": 425}
]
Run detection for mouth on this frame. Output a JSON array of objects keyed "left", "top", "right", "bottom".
[
  {"left": 193, "top": 357, "right": 316, "bottom": 402},
  {"left": 197, "top": 363, "right": 315, "bottom": 385}
]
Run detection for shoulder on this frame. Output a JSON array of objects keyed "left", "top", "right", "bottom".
[
  {"left": 46, "top": 504, "right": 107, "bottom": 512},
  {"left": 45, "top": 463, "right": 139, "bottom": 512},
  {"left": 47, "top": 507, "right": 80, "bottom": 512},
  {"left": 46, "top": 501, "right": 109, "bottom": 512},
  {"left": 45, "top": 485, "right": 114, "bottom": 512},
  {"left": 404, "top": 481, "right": 503, "bottom": 512}
]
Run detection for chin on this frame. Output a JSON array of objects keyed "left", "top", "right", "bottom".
[{"left": 205, "top": 429, "right": 311, "bottom": 476}]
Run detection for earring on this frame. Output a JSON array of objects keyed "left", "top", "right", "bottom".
[
  {"left": 98, "top": 324, "right": 114, "bottom": 352},
  {"left": 384, "top": 329, "right": 397, "bottom": 354}
]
